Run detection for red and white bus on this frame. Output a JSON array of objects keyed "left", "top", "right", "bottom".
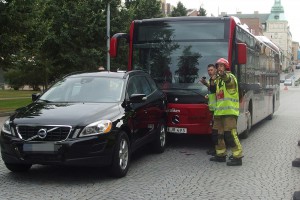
[{"left": 110, "top": 16, "right": 281, "bottom": 138}]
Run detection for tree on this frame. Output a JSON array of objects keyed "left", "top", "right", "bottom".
[
  {"left": 1, "top": 0, "right": 166, "bottom": 89},
  {"left": 175, "top": 46, "right": 201, "bottom": 83},
  {"left": 110, "top": 0, "right": 163, "bottom": 70},
  {"left": 171, "top": 1, "right": 187, "bottom": 17},
  {"left": 198, "top": 6, "right": 207, "bottom": 16}
]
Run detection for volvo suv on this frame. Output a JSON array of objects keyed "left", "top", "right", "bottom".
[{"left": 0, "top": 70, "right": 167, "bottom": 178}]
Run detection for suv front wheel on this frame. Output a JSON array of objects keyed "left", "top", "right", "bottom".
[{"left": 110, "top": 131, "right": 130, "bottom": 178}]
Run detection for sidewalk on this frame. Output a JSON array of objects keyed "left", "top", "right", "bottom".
[{"left": 0, "top": 111, "right": 14, "bottom": 117}]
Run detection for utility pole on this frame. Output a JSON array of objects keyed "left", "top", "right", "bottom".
[{"left": 106, "top": 2, "right": 110, "bottom": 71}]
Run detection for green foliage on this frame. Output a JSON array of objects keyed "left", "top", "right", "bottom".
[
  {"left": 198, "top": 7, "right": 207, "bottom": 16},
  {"left": 1, "top": 0, "right": 164, "bottom": 87},
  {"left": 175, "top": 46, "right": 201, "bottom": 83},
  {"left": 171, "top": 1, "right": 187, "bottom": 17}
]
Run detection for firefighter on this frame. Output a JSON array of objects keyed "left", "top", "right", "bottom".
[{"left": 209, "top": 58, "right": 243, "bottom": 166}]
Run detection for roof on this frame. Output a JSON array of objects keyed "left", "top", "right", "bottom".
[
  {"left": 228, "top": 13, "right": 270, "bottom": 24},
  {"left": 68, "top": 70, "right": 149, "bottom": 79}
]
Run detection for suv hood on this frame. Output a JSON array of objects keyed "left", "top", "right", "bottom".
[{"left": 11, "top": 102, "right": 121, "bottom": 126}]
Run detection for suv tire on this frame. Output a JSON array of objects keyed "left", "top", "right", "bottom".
[{"left": 110, "top": 131, "right": 130, "bottom": 178}]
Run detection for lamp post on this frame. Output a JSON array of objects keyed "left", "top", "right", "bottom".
[{"left": 106, "top": 2, "right": 110, "bottom": 71}]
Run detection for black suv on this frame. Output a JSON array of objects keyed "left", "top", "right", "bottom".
[{"left": 0, "top": 70, "right": 167, "bottom": 177}]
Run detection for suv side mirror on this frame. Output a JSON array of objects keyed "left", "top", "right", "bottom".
[
  {"left": 32, "top": 93, "right": 41, "bottom": 102},
  {"left": 129, "top": 94, "right": 147, "bottom": 103}
]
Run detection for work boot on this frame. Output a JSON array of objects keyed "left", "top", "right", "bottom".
[
  {"left": 227, "top": 156, "right": 242, "bottom": 166},
  {"left": 206, "top": 148, "right": 216, "bottom": 156},
  {"left": 209, "top": 155, "right": 226, "bottom": 162}
]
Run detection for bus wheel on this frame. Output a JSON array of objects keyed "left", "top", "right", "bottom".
[{"left": 240, "top": 110, "right": 252, "bottom": 139}]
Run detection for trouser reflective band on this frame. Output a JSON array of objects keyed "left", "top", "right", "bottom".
[
  {"left": 211, "top": 129, "right": 218, "bottom": 145},
  {"left": 216, "top": 134, "right": 226, "bottom": 156},
  {"left": 229, "top": 129, "right": 243, "bottom": 158}
]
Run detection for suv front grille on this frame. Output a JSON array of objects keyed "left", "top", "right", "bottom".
[{"left": 16, "top": 125, "right": 72, "bottom": 142}]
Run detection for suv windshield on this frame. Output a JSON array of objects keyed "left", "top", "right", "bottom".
[{"left": 40, "top": 76, "right": 124, "bottom": 103}]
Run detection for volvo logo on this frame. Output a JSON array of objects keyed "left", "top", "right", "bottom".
[
  {"left": 172, "top": 115, "right": 180, "bottom": 124},
  {"left": 37, "top": 129, "right": 47, "bottom": 139}
]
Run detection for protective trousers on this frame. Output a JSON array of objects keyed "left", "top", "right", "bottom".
[{"left": 212, "top": 116, "right": 243, "bottom": 158}]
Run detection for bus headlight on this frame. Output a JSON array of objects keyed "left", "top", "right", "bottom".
[{"left": 79, "top": 120, "right": 112, "bottom": 137}]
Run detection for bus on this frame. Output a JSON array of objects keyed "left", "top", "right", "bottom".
[{"left": 110, "top": 16, "right": 281, "bottom": 138}]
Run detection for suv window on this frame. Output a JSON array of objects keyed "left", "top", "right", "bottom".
[
  {"left": 128, "top": 75, "right": 153, "bottom": 96},
  {"left": 146, "top": 76, "right": 158, "bottom": 91}
]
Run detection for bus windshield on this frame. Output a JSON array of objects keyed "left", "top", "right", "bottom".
[{"left": 132, "top": 20, "right": 229, "bottom": 94}]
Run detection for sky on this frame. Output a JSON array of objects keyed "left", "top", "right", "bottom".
[{"left": 166, "top": 0, "right": 300, "bottom": 43}]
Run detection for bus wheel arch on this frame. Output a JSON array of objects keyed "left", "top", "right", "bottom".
[
  {"left": 239, "top": 100, "right": 252, "bottom": 139},
  {"left": 266, "top": 96, "right": 275, "bottom": 120}
]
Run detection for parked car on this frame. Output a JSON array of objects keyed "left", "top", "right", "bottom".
[
  {"left": 284, "top": 79, "right": 292, "bottom": 86},
  {"left": 0, "top": 70, "right": 167, "bottom": 178}
]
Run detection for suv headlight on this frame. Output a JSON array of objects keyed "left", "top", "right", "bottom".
[
  {"left": 1, "top": 119, "right": 12, "bottom": 135},
  {"left": 79, "top": 120, "right": 112, "bottom": 137}
]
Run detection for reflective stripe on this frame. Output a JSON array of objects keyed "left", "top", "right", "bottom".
[
  {"left": 214, "top": 106, "right": 239, "bottom": 111},
  {"left": 215, "top": 98, "right": 239, "bottom": 103}
]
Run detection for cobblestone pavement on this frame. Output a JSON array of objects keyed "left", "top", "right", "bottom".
[{"left": 0, "top": 84, "right": 300, "bottom": 200}]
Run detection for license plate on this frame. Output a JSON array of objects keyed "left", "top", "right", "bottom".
[
  {"left": 23, "top": 143, "right": 56, "bottom": 152},
  {"left": 167, "top": 127, "right": 187, "bottom": 134}
]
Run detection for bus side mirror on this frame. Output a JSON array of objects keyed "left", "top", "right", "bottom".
[
  {"left": 237, "top": 43, "right": 247, "bottom": 65},
  {"left": 110, "top": 33, "right": 129, "bottom": 58}
]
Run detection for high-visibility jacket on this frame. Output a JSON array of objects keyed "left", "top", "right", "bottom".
[
  {"left": 214, "top": 73, "right": 239, "bottom": 116},
  {"left": 208, "top": 92, "right": 216, "bottom": 111},
  {"left": 207, "top": 78, "right": 216, "bottom": 112}
]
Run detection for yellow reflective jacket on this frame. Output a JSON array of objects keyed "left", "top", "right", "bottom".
[{"left": 214, "top": 73, "right": 239, "bottom": 116}]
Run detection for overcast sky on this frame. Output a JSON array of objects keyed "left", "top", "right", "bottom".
[{"left": 166, "top": 0, "right": 300, "bottom": 43}]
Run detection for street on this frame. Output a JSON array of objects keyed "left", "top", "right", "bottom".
[{"left": 0, "top": 77, "right": 300, "bottom": 200}]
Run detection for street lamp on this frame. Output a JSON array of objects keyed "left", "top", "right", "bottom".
[{"left": 106, "top": 2, "right": 110, "bottom": 71}]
